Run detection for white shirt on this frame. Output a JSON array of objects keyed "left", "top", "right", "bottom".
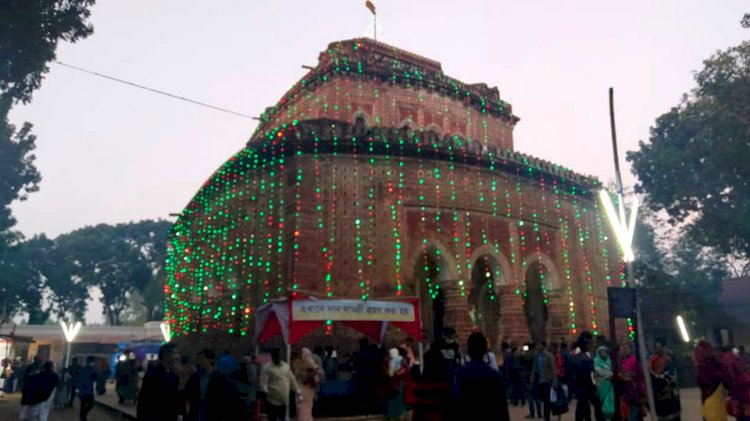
[{"left": 260, "top": 361, "right": 299, "bottom": 406}]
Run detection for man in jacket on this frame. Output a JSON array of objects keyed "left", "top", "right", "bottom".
[
  {"left": 453, "top": 332, "right": 510, "bottom": 421},
  {"left": 137, "top": 344, "right": 181, "bottom": 421},
  {"left": 530, "top": 341, "right": 557, "bottom": 421}
]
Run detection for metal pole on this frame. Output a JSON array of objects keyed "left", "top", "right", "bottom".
[
  {"left": 609, "top": 88, "right": 657, "bottom": 420},
  {"left": 374, "top": 14, "right": 377, "bottom": 42},
  {"left": 65, "top": 340, "right": 71, "bottom": 369},
  {"left": 286, "top": 342, "right": 291, "bottom": 421},
  {"left": 418, "top": 342, "right": 424, "bottom": 375}
]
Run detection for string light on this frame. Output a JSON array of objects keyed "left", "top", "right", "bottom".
[{"left": 165, "top": 39, "right": 620, "bottom": 341}]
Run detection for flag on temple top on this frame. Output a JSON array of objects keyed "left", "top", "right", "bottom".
[{"left": 365, "top": 1, "right": 376, "bottom": 15}]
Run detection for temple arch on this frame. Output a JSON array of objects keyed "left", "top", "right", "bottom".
[
  {"left": 522, "top": 253, "right": 559, "bottom": 343},
  {"left": 411, "top": 241, "right": 456, "bottom": 342}
]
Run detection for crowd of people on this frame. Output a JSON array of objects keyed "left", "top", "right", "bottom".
[{"left": 5, "top": 329, "right": 750, "bottom": 421}]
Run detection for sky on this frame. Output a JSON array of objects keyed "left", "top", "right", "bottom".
[{"left": 8, "top": 1, "right": 748, "bottom": 323}]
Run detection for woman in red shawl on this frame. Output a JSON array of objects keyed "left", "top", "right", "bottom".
[
  {"left": 719, "top": 346, "right": 750, "bottom": 421},
  {"left": 692, "top": 341, "right": 727, "bottom": 421},
  {"left": 619, "top": 343, "right": 644, "bottom": 421},
  {"left": 648, "top": 342, "right": 680, "bottom": 420}
]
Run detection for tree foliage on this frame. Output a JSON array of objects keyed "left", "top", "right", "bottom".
[
  {"left": 0, "top": 98, "right": 40, "bottom": 249},
  {"left": 0, "top": 236, "right": 52, "bottom": 324},
  {"left": 633, "top": 214, "right": 728, "bottom": 338},
  {"left": 626, "top": 40, "right": 750, "bottom": 260},
  {"left": 0, "top": 0, "right": 95, "bottom": 104},
  {"left": 0, "top": 0, "right": 96, "bottom": 324},
  {"left": 52, "top": 220, "right": 171, "bottom": 325}
]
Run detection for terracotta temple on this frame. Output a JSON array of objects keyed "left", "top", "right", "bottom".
[{"left": 165, "top": 39, "right": 624, "bottom": 349}]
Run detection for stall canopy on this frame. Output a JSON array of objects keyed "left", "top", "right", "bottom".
[{"left": 254, "top": 297, "right": 421, "bottom": 345}]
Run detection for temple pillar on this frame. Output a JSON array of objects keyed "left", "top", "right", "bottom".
[
  {"left": 498, "top": 284, "right": 526, "bottom": 344},
  {"left": 546, "top": 290, "right": 569, "bottom": 343},
  {"left": 441, "top": 280, "right": 472, "bottom": 347}
]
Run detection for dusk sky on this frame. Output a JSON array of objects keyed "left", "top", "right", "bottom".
[{"left": 7, "top": 1, "right": 748, "bottom": 322}]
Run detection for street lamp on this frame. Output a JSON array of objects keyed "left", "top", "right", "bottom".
[
  {"left": 604, "top": 87, "right": 657, "bottom": 420},
  {"left": 598, "top": 190, "right": 638, "bottom": 262},
  {"left": 160, "top": 322, "right": 171, "bottom": 343},
  {"left": 60, "top": 321, "right": 82, "bottom": 369}
]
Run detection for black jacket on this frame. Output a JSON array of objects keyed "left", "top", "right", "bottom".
[{"left": 137, "top": 364, "right": 180, "bottom": 421}]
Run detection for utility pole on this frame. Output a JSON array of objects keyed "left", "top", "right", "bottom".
[{"left": 608, "top": 87, "right": 657, "bottom": 420}]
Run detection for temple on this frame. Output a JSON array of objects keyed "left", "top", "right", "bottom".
[{"left": 165, "top": 39, "right": 624, "bottom": 349}]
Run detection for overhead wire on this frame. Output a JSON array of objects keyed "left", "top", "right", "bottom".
[{"left": 54, "top": 61, "right": 256, "bottom": 120}]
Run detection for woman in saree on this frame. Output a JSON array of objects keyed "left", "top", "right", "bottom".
[
  {"left": 295, "top": 347, "right": 324, "bottom": 421},
  {"left": 649, "top": 342, "right": 681, "bottom": 420},
  {"left": 692, "top": 340, "right": 727, "bottom": 421},
  {"left": 593, "top": 346, "right": 615, "bottom": 419},
  {"left": 619, "top": 343, "right": 645, "bottom": 421}
]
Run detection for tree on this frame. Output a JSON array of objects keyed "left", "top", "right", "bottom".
[
  {"left": 0, "top": 0, "right": 96, "bottom": 323},
  {"left": 53, "top": 220, "right": 171, "bottom": 325},
  {"left": 56, "top": 224, "right": 148, "bottom": 326},
  {"left": 0, "top": 0, "right": 95, "bottom": 104},
  {"left": 43, "top": 238, "right": 88, "bottom": 322},
  {"left": 0, "top": 98, "right": 40, "bottom": 250},
  {"left": 0, "top": 0, "right": 95, "bottom": 238},
  {"left": 632, "top": 214, "right": 727, "bottom": 340},
  {"left": 116, "top": 220, "right": 171, "bottom": 321},
  {"left": 0, "top": 235, "right": 54, "bottom": 324},
  {"left": 626, "top": 39, "right": 750, "bottom": 261}
]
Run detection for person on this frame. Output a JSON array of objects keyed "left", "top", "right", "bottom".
[
  {"left": 438, "top": 328, "right": 462, "bottom": 377},
  {"left": 66, "top": 357, "right": 81, "bottom": 408},
  {"left": 353, "top": 337, "right": 378, "bottom": 414},
  {"left": 137, "top": 343, "right": 181, "bottom": 421},
  {"left": 719, "top": 345, "right": 750, "bottom": 421},
  {"left": 116, "top": 352, "right": 138, "bottom": 405},
  {"left": 95, "top": 358, "right": 109, "bottom": 396},
  {"left": 0, "top": 358, "right": 11, "bottom": 396},
  {"left": 411, "top": 344, "right": 451, "bottom": 421},
  {"left": 740, "top": 346, "right": 750, "bottom": 369},
  {"left": 649, "top": 342, "right": 681, "bottom": 420},
  {"left": 693, "top": 341, "right": 727, "bottom": 421},
  {"left": 260, "top": 347, "right": 300, "bottom": 421},
  {"left": 485, "top": 339, "right": 500, "bottom": 371},
  {"left": 323, "top": 346, "right": 338, "bottom": 381},
  {"left": 383, "top": 347, "right": 409, "bottom": 421},
  {"left": 19, "top": 357, "right": 43, "bottom": 421},
  {"left": 115, "top": 355, "right": 127, "bottom": 404},
  {"left": 206, "top": 352, "right": 245, "bottom": 420},
  {"left": 123, "top": 353, "right": 139, "bottom": 405},
  {"left": 312, "top": 346, "right": 326, "bottom": 372},
  {"left": 573, "top": 331, "right": 604, "bottom": 421},
  {"left": 619, "top": 343, "right": 644, "bottom": 421},
  {"left": 53, "top": 362, "right": 70, "bottom": 409},
  {"left": 236, "top": 354, "right": 260, "bottom": 420},
  {"left": 529, "top": 341, "right": 556, "bottom": 421},
  {"left": 295, "top": 347, "right": 324, "bottom": 421},
  {"left": 78, "top": 356, "right": 97, "bottom": 421},
  {"left": 454, "top": 332, "right": 510, "bottom": 421},
  {"left": 524, "top": 343, "right": 542, "bottom": 419},
  {"left": 38, "top": 361, "right": 59, "bottom": 421},
  {"left": 185, "top": 348, "right": 216, "bottom": 421},
  {"left": 508, "top": 343, "right": 526, "bottom": 407},
  {"left": 403, "top": 337, "right": 418, "bottom": 368},
  {"left": 593, "top": 346, "right": 615, "bottom": 420},
  {"left": 552, "top": 343, "right": 565, "bottom": 384}
]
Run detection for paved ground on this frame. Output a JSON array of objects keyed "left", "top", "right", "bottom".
[
  {"left": 0, "top": 392, "right": 122, "bottom": 421},
  {"left": 507, "top": 387, "right": 707, "bottom": 420},
  {"left": 0, "top": 387, "right": 717, "bottom": 420}
]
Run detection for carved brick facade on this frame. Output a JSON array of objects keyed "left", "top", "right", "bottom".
[{"left": 166, "top": 39, "right": 621, "bottom": 349}]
